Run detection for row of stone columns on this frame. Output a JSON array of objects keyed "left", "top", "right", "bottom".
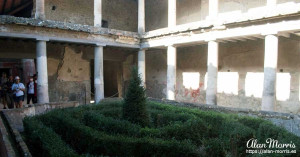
[
  {"left": 137, "top": 34, "right": 278, "bottom": 111},
  {"left": 136, "top": 0, "right": 278, "bottom": 111}
]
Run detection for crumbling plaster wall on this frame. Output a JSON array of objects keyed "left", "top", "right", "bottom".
[
  {"left": 0, "top": 40, "right": 93, "bottom": 104},
  {"left": 47, "top": 44, "right": 92, "bottom": 104},
  {"left": 146, "top": 38, "right": 300, "bottom": 114},
  {"left": 34, "top": 0, "right": 138, "bottom": 31}
]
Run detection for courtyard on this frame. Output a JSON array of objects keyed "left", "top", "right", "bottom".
[{"left": 0, "top": 0, "right": 300, "bottom": 156}]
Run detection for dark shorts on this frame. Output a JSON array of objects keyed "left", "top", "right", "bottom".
[{"left": 13, "top": 95, "right": 24, "bottom": 102}]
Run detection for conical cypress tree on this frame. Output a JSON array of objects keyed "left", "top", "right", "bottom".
[{"left": 123, "top": 66, "right": 149, "bottom": 126}]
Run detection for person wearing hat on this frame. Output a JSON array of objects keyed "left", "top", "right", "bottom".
[{"left": 11, "top": 76, "right": 25, "bottom": 108}]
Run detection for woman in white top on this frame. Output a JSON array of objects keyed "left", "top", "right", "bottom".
[{"left": 11, "top": 76, "right": 25, "bottom": 108}]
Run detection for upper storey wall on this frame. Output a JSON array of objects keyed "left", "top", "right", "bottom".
[
  {"left": 33, "top": 0, "right": 138, "bottom": 32},
  {"left": 218, "top": 0, "right": 300, "bottom": 23},
  {"left": 146, "top": 0, "right": 300, "bottom": 32},
  {"left": 145, "top": 0, "right": 209, "bottom": 31},
  {"left": 43, "top": 0, "right": 94, "bottom": 25},
  {"left": 27, "top": 0, "right": 300, "bottom": 32},
  {"left": 102, "top": 0, "right": 138, "bottom": 32},
  {"left": 177, "top": 0, "right": 208, "bottom": 25},
  {"left": 145, "top": 0, "right": 168, "bottom": 31}
]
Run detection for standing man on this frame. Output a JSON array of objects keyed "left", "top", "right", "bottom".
[
  {"left": 12, "top": 76, "right": 25, "bottom": 108},
  {"left": 26, "top": 76, "right": 36, "bottom": 104}
]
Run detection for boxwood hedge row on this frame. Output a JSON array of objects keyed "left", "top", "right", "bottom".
[
  {"left": 22, "top": 100, "right": 300, "bottom": 157},
  {"left": 38, "top": 110, "right": 201, "bottom": 157},
  {"left": 23, "top": 117, "right": 80, "bottom": 157}
]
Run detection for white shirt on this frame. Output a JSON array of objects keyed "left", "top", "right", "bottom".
[
  {"left": 28, "top": 82, "right": 34, "bottom": 94},
  {"left": 12, "top": 83, "right": 25, "bottom": 97}
]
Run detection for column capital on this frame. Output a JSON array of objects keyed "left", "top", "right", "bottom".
[
  {"left": 95, "top": 43, "right": 106, "bottom": 47},
  {"left": 36, "top": 37, "right": 49, "bottom": 41},
  {"left": 205, "top": 38, "right": 218, "bottom": 42},
  {"left": 168, "top": 0, "right": 176, "bottom": 29},
  {"left": 139, "top": 48, "right": 148, "bottom": 51},
  {"left": 204, "top": 32, "right": 218, "bottom": 42},
  {"left": 261, "top": 30, "right": 278, "bottom": 36},
  {"left": 164, "top": 43, "right": 175, "bottom": 47}
]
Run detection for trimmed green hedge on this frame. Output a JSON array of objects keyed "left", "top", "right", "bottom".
[
  {"left": 22, "top": 100, "right": 300, "bottom": 157},
  {"left": 38, "top": 110, "right": 200, "bottom": 157},
  {"left": 84, "top": 111, "right": 207, "bottom": 145},
  {"left": 23, "top": 117, "right": 80, "bottom": 157},
  {"left": 84, "top": 111, "right": 141, "bottom": 136}
]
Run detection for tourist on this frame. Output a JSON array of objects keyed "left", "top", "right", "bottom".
[
  {"left": 26, "top": 76, "right": 36, "bottom": 104},
  {"left": 0, "top": 72, "right": 8, "bottom": 109},
  {"left": 5, "top": 76, "right": 14, "bottom": 109},
  {"left": 12, "top": 76, "right": 25, "bottom": 108}
]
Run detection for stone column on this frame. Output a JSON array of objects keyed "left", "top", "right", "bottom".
[
  {"left": 168, "top": 0, "right": 176, "bottom": 29},
  {"left": 35, "top": 0, "right": 45, "bottom": 20},
  {"left": 138, "top": 0, "right": 145, "bottom": 34},
  {"left": 117, "top": 63, "right": 123, "bottom": 98},
  {"left": 266, "top": 0, "right": 277, "bottom": 16},
  {"left": 209, "top": 0, "right": 218, "bottom": 19},
  {"left": 167, "top": 45, "right": 176, "bottom": 100},
  {"left": 206, "top": 40, "right": 219, "bottom": 105},
  {"left": 138, "top": 49, "right": 146, "bottom": 87},
  {"left": 36, "top": 39, "right": 49, "bottom": 103},
  {"left": 94, "top": 0, "right": 102, "bottom": 27},
  {"left": 94, "top": 44, "right": 104, "bottom": 103},
  {"left": 261, "top": 34, "right": 278, "bottom": 111}
]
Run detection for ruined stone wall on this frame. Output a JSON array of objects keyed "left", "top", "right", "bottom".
[
  {"left": 102, "top": 0, "right": 138, "bottom": 32},
  {"left": 145, "top": 0, "right": 168, "bottom": 31},
  {"left": 47, "top": 44, "right": 92, "bottom": 104},
  {"left": 177, "top": 0, "right": 208, "bottom": 25},
  {"left": 146, "top": 50, "right": 167, "bottom": 98},
  {"left": 146, "top": 38, "right": 300, "bottom": 114},
  {"left": 145, "top": 0, "right": 209, "bottom": 31},
  {"left": 0, "top": 39, "right": 138, "bottom": 104},
  {"left": 0, "top": 40, "right": 92, "bottom": 104},
  {"left": 43, "top": 0, "right": 94, "bottom": 25},
  {"left": 33, "top": 0, "right": 138, "bottom": 31}
]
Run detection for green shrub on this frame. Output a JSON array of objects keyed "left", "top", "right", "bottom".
[
  {"left": 123, "top": 66, "right": 149, "bottom": 126},
  {"left": 149, "top": 109, "right": 197, "bottom": 127},
  {"left": 23, "top": 117, "right": 79, "bottom": 157},
  {"left": 159, "top": 118, "right": 208, "bottom": 145},
  {"left": 221, "top": 121, "right": 255, "bottom": 156},
  {"left": 84, "top": 111, "right": 207, "bottom": 146},
  {"left": 24, "top": 100, "right": 300, "bottom": 157},
  {"left": 203, "top": 138, "right": 226, "bottom": 157},
  {"left": 237, "top": 116, "right": 265, "bottom": 130},
  {"left": 84, "top": 111, "right": 141, "bottom": 136},
  {"left": 39, "top": 111, "right": 200, "bottom": 157}
]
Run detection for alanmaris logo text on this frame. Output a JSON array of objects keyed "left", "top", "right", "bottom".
[{"left": 246, "top": 138, "right": 296, "bottom": 149}]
